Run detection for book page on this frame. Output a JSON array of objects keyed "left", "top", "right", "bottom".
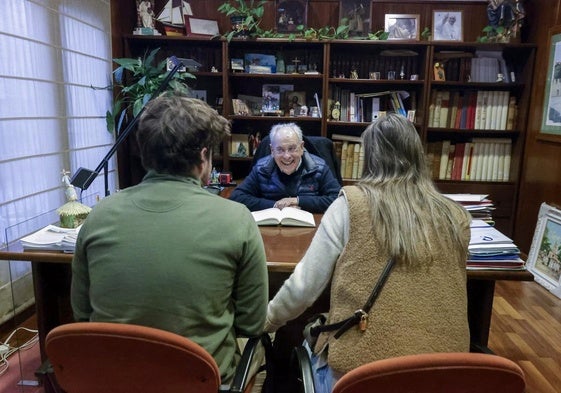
[
  {"left": 279, "top": 207, "right": 315, "bottom": 227},
  {"left": 251, "top": 208, "right": 282, "bottom": 226}
]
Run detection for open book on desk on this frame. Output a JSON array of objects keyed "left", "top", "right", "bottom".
[{"left": 251, "top": 207, "right": 316, "bottom": 227}]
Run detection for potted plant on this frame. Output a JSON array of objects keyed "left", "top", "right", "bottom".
[
  {"left": 105, "top": 47, "right": 194, "bottom": 134},
  {"left": 217, "top": 0, "right": 266, "bottom": 41}
]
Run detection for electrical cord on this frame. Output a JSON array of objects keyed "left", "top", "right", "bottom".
[{"left": 0, "top": 326, "right": 39, "bottom": 376}]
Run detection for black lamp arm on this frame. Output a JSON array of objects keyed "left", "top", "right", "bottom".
[{"left": 70, "top": 56, "right": 184, "bottom": 194}]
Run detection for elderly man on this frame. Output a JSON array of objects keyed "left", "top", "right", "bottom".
[{"left": 230, "top": 123, "right": 341, "bottom": 213}]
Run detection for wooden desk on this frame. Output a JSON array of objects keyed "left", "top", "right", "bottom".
[{"left": 0, "top": 218, "right": 533, "bottom": 363}]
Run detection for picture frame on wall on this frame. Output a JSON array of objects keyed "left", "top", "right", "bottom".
[
  {"left": 276, "top": 0, "right": 308, "bottom": 33},
  {"left": 540, "top": 25, "right": 561, "bottom": 142},
  {"left": 526, "top": 202, "right": 561, "bottom": 299},
  {"left": 385, "top": 14, "right": 420, "bottom": 40},
  {"left": 339, "top": 0, "right": 371, "bottom": 37},
  {"left": 185, "top": 17, "right": 219, "bottom": 37},
  {"left": 432, "top": 10, "right": 463, "bottom": 41}
]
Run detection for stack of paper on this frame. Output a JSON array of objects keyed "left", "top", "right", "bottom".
[
  {"left": 443, "top": 194, "right": 496, "bottom": 225},
  {"left": 20, "top": 224, "right": 81, "bottom": 252},
  {"left": 467, "top": 220, "right": 524, "bottom": 270}
]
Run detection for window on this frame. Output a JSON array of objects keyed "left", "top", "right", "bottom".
[{"left": 0, "top": 0, "right": 114, "bottom": 322}]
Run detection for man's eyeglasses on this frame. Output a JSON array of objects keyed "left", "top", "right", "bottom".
[{"left": 272, "top": 145, "right": 301, "bottom": 155}]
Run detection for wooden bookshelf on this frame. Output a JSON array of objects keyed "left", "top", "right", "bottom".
[{"left": 111, "top": 1, "right": 535, "bottom": 235}]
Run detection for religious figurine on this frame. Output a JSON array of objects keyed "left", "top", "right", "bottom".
[
  {"left": 487, "top": 0, "right": 525, "bottom": 39},
  {"left": 134, "top": 0, "right": 160, "bottom": 35},
  {"left": 57, "top": 169, "right": 92, "bottom": 228},
  {"left": 137, "top": 0, "right": 155, "bottom": 28}
]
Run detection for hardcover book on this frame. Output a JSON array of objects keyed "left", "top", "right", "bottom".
[{"left": 251, "top": 207, "right": 316, "bottom": 227}]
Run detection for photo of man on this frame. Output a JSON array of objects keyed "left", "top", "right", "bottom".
[{"left": 434, "top": 11, "right": 462, "bottom": 41}]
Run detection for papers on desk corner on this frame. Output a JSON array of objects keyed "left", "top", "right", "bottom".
[
  {"left": 20, "top": 224, "right": 81, "bottom": 252},
  {"left": 467, "top": 225, "right": 524, "bottom": 270}
]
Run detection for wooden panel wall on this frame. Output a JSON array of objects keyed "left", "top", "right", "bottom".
[{"left": 514, "top": 1, "right": 561, "bottom": 253}]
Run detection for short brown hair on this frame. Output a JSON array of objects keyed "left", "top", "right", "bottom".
[{"left": 137, "top": 94, "right": 230, "bottom": 175}]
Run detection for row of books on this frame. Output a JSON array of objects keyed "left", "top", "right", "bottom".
[
  {"left": 331, "top": 88, "right": 413, "bottom": 122},
  {"left": 426, "top": 138, "right": 512, "bottom": 182},
  {"left": 332, "top": 134, "right": 364, "bottom": 180},
  {"left": 428, "top": 90, "right": 517, "bottom": 130}
]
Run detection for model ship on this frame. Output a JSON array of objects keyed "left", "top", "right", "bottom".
[{"left": 156, "top": 0, "right": 192, "bottom": 36}]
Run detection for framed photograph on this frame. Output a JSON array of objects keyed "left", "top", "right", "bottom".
[
  {"left": 276, "top": 0, "right": 308, "bottom": 33},
  {"left": 263, "top": 84, "right": 294, "bottom": 114},
  {"left": 339, "top": 0, "right": 371, "bottom": 37},
  {"left": 385, "top": 14, "right": 420, "bottom": 41},
  {"left": 230, "top": 134, "right": 250, "bottom": 157},
  {"left": 540, "top": 25, "right": 561, "bottom": 142},
  {"left": 185, "top": 17, "right": 219, "bottom": 37},
  {"left": 527, "top": 202, "right": 561, "bottom": 299},
  {"left": 285, "top": 91, "right": 306, "bottom": 114},
  {"left": 432, "top": 11, "right": 463, "bottom": 41},
  {"left": 244, "top": 53, "right": 277, "bottom": 74}
]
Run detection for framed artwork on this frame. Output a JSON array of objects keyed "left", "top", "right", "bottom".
[
  {"left": 230, "top": 134, "right": 250, "bottom": 157},
  {"left": 539, "top": 25, "right": 561, "bottom": 142},
  {"left": 276, "top": 0, "right": 308, "bottom": 33},
  {"left": 385, "top": 14, "right": 420, "bottom": 41},
  {"left": 339, "top": 0, "right": 371, "bottom": 37},
  {"left": 285, "top": 91, "right": 306, "bottom": 114},
  {"left": 526, "top": 202, "right": 561, "bottom": 299},
  {"left": 185, "top": 17, "right": 219, "bottom": 37},
  {"left": 432, "top": 11, "right": 463, "bottom": 41}
]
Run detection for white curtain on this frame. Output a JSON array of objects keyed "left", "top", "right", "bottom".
[{"left": 0, "top": 0, "right": 115, "bottom": 322}]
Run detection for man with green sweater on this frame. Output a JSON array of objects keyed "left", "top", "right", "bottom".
[{"left": 71, "top": 95, "right": 268, "bottom": 385}]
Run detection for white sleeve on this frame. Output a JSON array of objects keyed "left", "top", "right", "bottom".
[{"left": 264, "top": 195, "right": 349, "bottom": 332}]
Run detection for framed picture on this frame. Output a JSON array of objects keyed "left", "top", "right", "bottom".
[
  {"left": 185, "top": 17, "right": 219, "bottom": 37},
  {"left": 339, "top": 0, "right": 371, "bottom": 37},
  {"left": 285, "top": 91, "right": 306, "bottom": 115},
  {"left": 385, "top": 14, "right": 420, "bottom": 41},
  {"left": 263, "top": 84, "right": 294, "bottom": 114},
  {"left": 230, "top": 134, "right": 250, "bottom": 157},
  {"left": 276, "top": 0, "right": 308, "bottom": 33},
  {"left": 526, "top": 202, "right": 561, "bottom": 299},
  {"left": 540, "top": 25, "right": 561, "bottom": 142},
  {"left": 432, "top": 11, "right": 463, "bottom": 41}
]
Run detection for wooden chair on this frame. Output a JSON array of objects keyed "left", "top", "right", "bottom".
[
  {"left": 331, "top": 352, "right": 526, "bottom": 393},
  {"left": 45, "top": 322, "right": 267, "bottom": 393}
]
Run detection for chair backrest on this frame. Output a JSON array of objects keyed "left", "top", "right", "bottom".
[
  {"left": 46, "top": 322, "right": 221, "bottom": 393},
  {"left": 252, "top": 135, "right": 343, "bottom": 185},
  {"left": 332, "top": 352, "right": 526, "bottom": 393}
]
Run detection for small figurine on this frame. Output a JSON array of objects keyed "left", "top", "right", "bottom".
[
  {"left": 350, "top": 69, "right": 359, "bottom": 79},
  {"left": 211, "top": 66, "right": 218, "bottom": 73}
]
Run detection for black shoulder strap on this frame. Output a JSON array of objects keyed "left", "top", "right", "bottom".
[{"left": 310, "top": 257, "right": 395, "bottom": 339}]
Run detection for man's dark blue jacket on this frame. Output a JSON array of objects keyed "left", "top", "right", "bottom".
[{"left": 229, "top": 151, "right": 341, "bottom": 213}]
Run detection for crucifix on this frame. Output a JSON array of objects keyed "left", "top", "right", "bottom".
[{"left": 291, "top": 56, "right": 301, "bottom": 74}]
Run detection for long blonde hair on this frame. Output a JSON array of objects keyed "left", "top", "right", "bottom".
[{"left": 356, "top": 114, "right": 469, "bottom": 265}]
